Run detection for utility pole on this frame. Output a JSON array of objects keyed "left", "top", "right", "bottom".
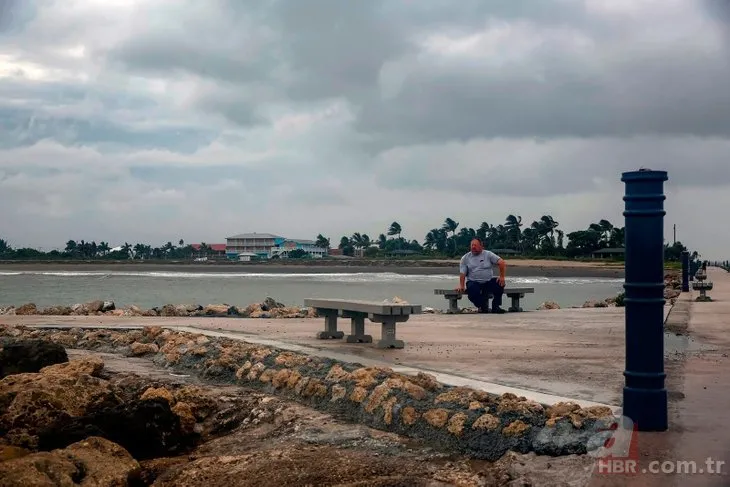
[{"left": 673, "top": 224, "right": 676, "bottom": 245}]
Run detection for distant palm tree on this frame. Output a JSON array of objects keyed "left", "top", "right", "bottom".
[
  {"left": 315, "top": 234, "right": 330, "bottom": 249},
  {"left": 441, "top": 217, "right": 459, "bottom": 253},
  {"left": 505, "top": 215, "right": 522, "bottom": 250},
  {"left": 387, "top": 222, "right": 402, "bottom": 240},
  {"left": 388, "top": 222, "right": 402, "bottom": 249},
  {"left": 98, "top": 242, "right": 110, "bottom": 255}
]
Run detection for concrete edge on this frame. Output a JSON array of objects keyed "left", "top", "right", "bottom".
[{"left": 20, "top": 322, "right": 620, "bottom": 414}]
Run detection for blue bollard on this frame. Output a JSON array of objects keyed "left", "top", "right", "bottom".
[
  {"left": 681, "top": 251, "right": 689, "bottom": 292},
  {"left": 690, "top": 260, "right": 698, "bottom": 280},
  {"left": 621, "top": 169, "right": 668, "bottom": 431}
]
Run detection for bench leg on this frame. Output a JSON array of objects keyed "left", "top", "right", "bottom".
[
  {"left": 509, "top": 294, "right": 524, "bottom": 312},
  {"left": 444, "top": 294, "right": 462, "bottom": 313},
  {"left": 315, "top": 309, "right": 344, "bottom": 339},
  {"left": 345, "top": 313, "right": 372, "bottom": 343},
  {"left": 377, "top": 318, "right": 404, "bottom": 349},
  {"left": 371, "top": 314, "right": 409, "bottom": 349}
]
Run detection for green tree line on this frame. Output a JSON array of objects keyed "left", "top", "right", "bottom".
[
  {"left": 0, "top": 238, "right": 216, "bottom": 261},
  {"left": 320, "top": 214, "right": 689, "bottom": 261},
  {"left": 0, "top": 214, "right": 692, "bottom": 261}
]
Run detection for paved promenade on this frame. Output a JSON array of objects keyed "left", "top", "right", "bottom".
[
  {"left": 590, "top": 267, "right": 730, "bottom": 487},
  {"left": 2, "top": 267, "right": 729, "bottom": 485}
]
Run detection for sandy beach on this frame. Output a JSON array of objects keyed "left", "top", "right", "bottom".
[{"left": 0, "top": 258, "right": 626, "bottom": 278}]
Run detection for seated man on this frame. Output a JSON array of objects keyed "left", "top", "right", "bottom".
[{"left": 456, "top": 239, "right": 506, "bottom": 313}]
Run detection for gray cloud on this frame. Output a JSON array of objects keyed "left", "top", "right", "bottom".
[
  {"left": 0, "top": 0, "right": 36, "bottom": 34},
  {"left": 1, "top": 0, "right": 729, "bottom": 258}
]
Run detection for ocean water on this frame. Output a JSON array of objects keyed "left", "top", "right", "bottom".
[{"left": 0, "top": 270, "right": 624, "bottom": 311}]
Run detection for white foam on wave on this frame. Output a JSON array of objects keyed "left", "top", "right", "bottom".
[{"left": 0, "top": 270, "right": 623, "bottom": 284}]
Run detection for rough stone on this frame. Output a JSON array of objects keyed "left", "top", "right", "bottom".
[
  {"left": 447, "top": 412, "right": 468, "bottom": 436},
  {"left": 0, "top": 338, "right": 68, "bottom": 378},
  {"left": 140, "top": 387, "right": 175, "bottom": 404},
  {"left": 130, "top": 342, "right": 160, "bottom": 356},
  {"left": 423, "top": 408, "right": 450, "bottom": 428},
  {"left": 503, "top": 420, "right": 531, "bottom": 437},
  {"left": 0, "top": 437, "right": 140, "bottom": 486},
  {"left": 473, "top": 413, "right": 501, "bottom": 431},
  {"left": 14, "top": 303, "right": 37, "bottom": 315},
  {"left": 401, "top": 406, "right": 420, "bottom": 426}
]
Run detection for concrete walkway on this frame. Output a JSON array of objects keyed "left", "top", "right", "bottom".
[
  {"left": 2, "top": 268, "right": 729, "bottom": 485},
  {"left": 590, "top": 267, "right": 730, "bottom": 486}
]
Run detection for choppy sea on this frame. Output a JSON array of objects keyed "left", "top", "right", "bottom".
[{"left": 0, "top": 270, "right": 624, "bottom": 311}]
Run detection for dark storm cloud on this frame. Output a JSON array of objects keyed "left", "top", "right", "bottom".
[
  {"left": 105, "top": 0, "right": 730, "bottom": 147},
  {"left": 106, "top": 0, "right": 278, "bottom": 85}
]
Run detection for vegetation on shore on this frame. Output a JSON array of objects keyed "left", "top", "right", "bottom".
[{"left": 1, "top": 214, "right": 694, "bottom": 262}]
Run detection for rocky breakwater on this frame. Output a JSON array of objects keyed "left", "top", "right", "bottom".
[
  {"left": 0, "top": 339, "right": 280, "bottom": 485},
  {"left": 1, "top": 325, "right": 618, "bottom": 464},
  {"left": 663, "top": 271, "right": 681, "bottom": 302},
  {"left": 0, "top": 296, "right": 317, "bottom": 319},
  {"left": 536, "top": 270, "right": 683, "bottom": 311}
]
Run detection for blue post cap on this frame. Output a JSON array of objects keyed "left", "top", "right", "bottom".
[{"left": 621, "top": 169, "right": 668, "bottom": 182}]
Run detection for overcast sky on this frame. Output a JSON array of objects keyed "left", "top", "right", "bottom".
[{"left": 1, "top": 0, "right": 729, "bottom": 258}]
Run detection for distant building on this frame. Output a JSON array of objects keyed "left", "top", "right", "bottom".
[
  {"left": 592, "top": 248, "right": 625, "bottom": 259},
  {"left": 225, "top": 233, "right": 285, "bottom": 259},
  {"left": 271, "top": 239, "right": 327, "bottom": 258},
  {"left": 225, "top": 233, "right": 325, "bottom": 259},
  {"left": 190, "top": 243, "right": 226, "bottom": 257}
]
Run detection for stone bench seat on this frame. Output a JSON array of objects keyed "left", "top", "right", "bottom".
[
  {"left": 303, "top": 298, "right": 422, "bottom": 349},
  {"left": 434, "top": 287, "right": 535, "bottom": 314}
]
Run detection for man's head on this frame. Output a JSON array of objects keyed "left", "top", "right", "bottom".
[{"left": 470, "top": 238, "right": 483, "bottom": 254}]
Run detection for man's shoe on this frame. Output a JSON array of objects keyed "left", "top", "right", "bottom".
[
  {"left": 478, "top": 306, "right": 489, "bottom": 313},
  {"left": 491, "top": 307, "right": 506, "bottom": 314}
]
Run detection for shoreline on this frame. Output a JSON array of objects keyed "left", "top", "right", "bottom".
[{"left": 0, "top": 260, "right": 626, "bottom": 278}]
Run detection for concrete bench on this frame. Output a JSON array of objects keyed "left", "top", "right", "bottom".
[
  {"left": 433, "top": 287, "right": 535, "bottom": 314},
  {"left": 303, "top": 298, "right": 422, "bottom": 349}
]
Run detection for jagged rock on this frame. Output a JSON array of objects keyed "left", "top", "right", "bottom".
[
  {"left": 0, "top": 339, "right": 69, "bottom": 378},
  {"left": 129, "top": 342, "right": 160, "bottom": 356},
  {"left": 160, "top": 304, "right": 180, "bottom": 317},
  {"left": 14, "top": 303, "right": 37, "bottom": 315},
  {"left": 0, "top": 436, "right": 141, "bottom": 486},
  {"left": 0, "top": 356, "right": 117, "bottom": 449},
  {"left": 538, "top": 301, "right": 560, "bottom": 310},
  {"left": 203, "top": 304, "right": 229, "bottom": 316},
  {"left": 37, "top": 397, "right": 200, "bottom": 460},
  {"left": 0, "top": 306, "right": 16, "bottom": 315},
  {"left": 262, "top": 297, "right": 285, "bottom": 311},
  {"left": 40, "top": 305, "right": 73, "bottom": 315},
  {"left": 664, "top": 288, "right": 680, "bottom": 299},
  {"left": 128, "top": 305, "right": 144, "bottom": 316},
  {"left": 84, "top": 300, "right": 105, "bottom": 313}
]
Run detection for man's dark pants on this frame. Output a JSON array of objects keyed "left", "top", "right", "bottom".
[{"left": 466, "top": 278, "right": 503, "bottom": 311}]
